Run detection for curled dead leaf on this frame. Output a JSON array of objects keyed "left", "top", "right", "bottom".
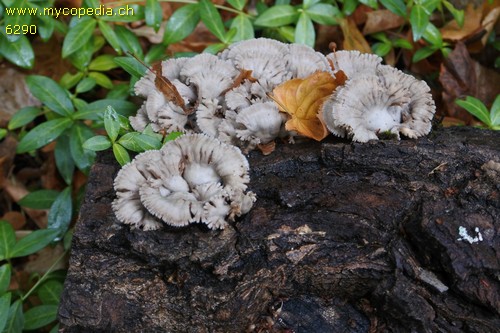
[
  {"left": 339, "top": 17, "right": 371, "bottom": 54},
  {"left": 269, "top": 71, "right": 347, "bottom": 141},
  {"left": 151, "top": 62, "right": 188, "bottom": 113}
]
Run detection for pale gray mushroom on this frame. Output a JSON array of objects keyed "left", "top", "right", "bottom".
[
  {"left": 234, "top": 102, "right": 284, "bottom": 148},
  {"left": 112, "top": 134, "right": 256, "bottom": 230},
  {"left": 322, "top": 67, "right": 436, "bottom": 142},
  {"left": 180, "top": 53, "right": 240, "bottom": 100},
  {"left": 221, "top": 38, "right": 291, "bottom": 90},
  {"left": 286, "top": 44, "right": 332, "bottom": 78},
  {"left": 326, "top": 50, "right": 382, "bottom": 78}
]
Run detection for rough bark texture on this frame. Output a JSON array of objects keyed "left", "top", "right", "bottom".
[{"left": 59, "top": 127, "right": 500, "bottom": 332}]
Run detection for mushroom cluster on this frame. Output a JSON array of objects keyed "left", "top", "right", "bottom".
[
  {"left": 112, "top": 134, "right": 256, "bottom": 230},
  {"left": 115, "top": 39, "right": 437, "bottom": 231},
  {"left": 131, "top": 38, "right": 332, "bottom": 153},
  {"left": 322, "top": 50, "right": 436, "bottom": 142}
]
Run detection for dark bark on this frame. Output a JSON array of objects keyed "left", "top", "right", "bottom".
[{"left": 59, "top": 127, "right": 500, "bottom": 332}]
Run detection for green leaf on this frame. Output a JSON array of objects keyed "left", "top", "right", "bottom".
[
  {"left": 67, "top": 36, "right": 94, "bottom": 71},
  {"left": 106, "top": 84, "right": 130, "bottom": 100},
  {"left": 113, "top": 143, "right": 131, "bottom": 166},
  {"left": 230, "top": 15, "right": 254, "bottom": 41},
  {"left": 0, "top": 293, "right": 11, "bottom": 333},
  {"left": 10, "top": 228, "right": 59, "bottom": 258},
  {"left": 422, "top": 23, "right": 442, "bottom": 47},
  {"left": 55, "top": 136, "right": 75, "bottom": 185},
  {"left": 379, "top": 0, "right": 406, "bottom": 17},
  {"left": 0, "top": 222, "right": 16, "bottom": 260},
  {"left": 63, "top": 228, "right": 73, "bottom": 251},
  {"left": 115, "top": 25, "right": 143, "bottom": 58},
  {"left": 97, "top": 20, "right": 122, "bottom": 54},
  {"left": 88, "top": 72, "right": 113, "bottom": 89},
  {"left": 26, "top": 75, "right": 74, "bottom": 117},
  {"left": 75, "top": 77, "right": 96, "bottom": 94},
  {"left": 114, "top": 57, "right": 148, "bottom": 79},
  {"left": 164, "top": 131, "right": 183, "bottom": 143},
  {"left": 59, "top": 72, "right": 84, "bottom": 90},
  {"left": 359, "top": 0, "right": 377, "bottom": 9},
  {"left": 38, "top": 280, "right": 64, "bottom": 305},
  {"left": 8, "top": 107, "right": 41, "bottom": 130},
  {"left": 146, "top": 0, "right": 162, "bottom": 32},
  {"left": 62, "top": 18, "right": 97, "bottom": 58},
  {"left": 0, "top": 34, "right": 34, "bottom": 69},
  {"left": 393, "top": 38, "right": 413, "bottom": 50},
  {"left": 104, "top": 106, "right": 120, "bottom": 142},
  {"left": 254, "top": 5, "right": 298, "bottom": 28},
  {"left": 490, "top": 95, "right": 500, "bottom": 126},
  {"left": 410, "top": 5, "right": 430, "bottom": 41},
  {"left": 204, "top": 43, "right": 227, "bottom": 54},
  {"left": 117, "top": 132, "right": 143, "bottom": 152},
  {"left": 74, "top": 99, "right": 138, "bottom": 120},
  {"left": 372, "top": 42, "right": 392, "bottom": 56},
  {"left": 443, "top": 0, "right": 464, "bottom": 27},
  {"left": 227, "top": 0, "right": 246, "bottom": 11},
  {"left": 163, "top": 4, "right": 200, "bottom": 45},
  {"left": 4, "top": 299, "right": 23, "bottom": 333},
  {"left": 421, "top": 0, "right": 440, "bottom": 13},
  {"left": 100, "top": 4, "right": 145, "bottom": 22},
  {"left": 277, "top": 26, "right": 296, "bottom": 43},
  {"left": 0, "top": 129, "right": 6, "bottom": 141},
  {"left": 200, "top": 0, "right": 226, "bottom": 42},
  {"left": 136, "top": 133, "right": 162, "bottom": 150},
  {"left": 342, "top": 0, "right": 358, "bottom": 15},
  {"left": 306, "top": 4, "right": 341, "bottom": 25},
  {"left": 145, "top": 44, "right": 167, "bottom": 64},
  {"left": 0, "top": 264, "right": 11, "bottom": 294},
  {"left": 18, "top": 190, "right": 60, "bottom": 209},
  {"left": 23, "top": 305, "right": 58, "bottom": 330},
  {"left": 37, "top": 15, "right": 56, "bottom": 41},
  {"left": 303, "top": 0, "right": 321, "bottom": 10},
  {"left": 47, "top": 187, "right": 72, "bottom": 238},
  {"left": 83, "top": 135, "right": 112, "bottom": 151},
  {"left": 294, "top": 13, "right": 315, "bottom": 47},
  {"left": 4, "top": 0, "right": 31, "bottom": 43},
  {"left": 89, "top": 54, "right": 119, "bottom": 71},
  {"left": 16, "top": 118, "right": 73, "bottom": 153},
  {"left": 455, "top": 96, "right": 492, "bottom": 126},
  {"left": 412, "top": 45, "right": 436, "bottom": 62},
  {"left": 69, "top": 124, "right": 96, "bottom": 172}
]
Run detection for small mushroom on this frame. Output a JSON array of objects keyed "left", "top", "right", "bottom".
[
  {"left": 180, "top": 53, "right": 240, "bottom": 100},
  {"left": 326, "top": 50, "right": 382, "bottom": 78},
  {"left": 112, "top": 134, "right": 256, "bottom": 230},
  {"left": 322, "top": 67, "right": 435, "bottom": 142},
  {"left": 286, "top": 44, "right": 332, "bottom": 78},
  {"left": 221, "top": 38, "right": 291, "bottom": 90}
]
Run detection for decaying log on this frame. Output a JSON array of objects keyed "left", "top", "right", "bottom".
[{"left": 59, "top": 127, "right": 500, "bottom": 332}]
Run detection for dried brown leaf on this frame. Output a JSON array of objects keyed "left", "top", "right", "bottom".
[
  {"left": 339, "top": 17, "right": 371, "bottom": 54},
  {"left": 440, "top": 4, "right": 483, "bottom": 42},
  {"left": 151, "top": 62, "right": 188, "bottom": 112},
  {"left": 363, "top": 10, "right": 405, "bottom": 35},
  {"left": 270, "top": 71, "right": 347, "bottom": 141}
]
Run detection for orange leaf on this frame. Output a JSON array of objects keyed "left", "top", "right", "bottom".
[
  {"left": 270, "top": 71, "right": 346, "bottom": 141},
  {"left": 440, "top": 4, "right": 483, "bottom": 42}
]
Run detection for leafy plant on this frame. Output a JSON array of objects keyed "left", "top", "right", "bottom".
[
  {"left": 0, "top": 221, "right": 69, "bottom": 332},
  {"left": 456, "top": 95, "right": 500, "bottom": 130}
]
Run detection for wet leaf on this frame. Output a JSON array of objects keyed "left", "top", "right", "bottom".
[
  {"left": 270, "top": 71, "right": 347, "bottom": 141},
  {"left": 363, "top": 9, "right": 405, "bottom": 35}
]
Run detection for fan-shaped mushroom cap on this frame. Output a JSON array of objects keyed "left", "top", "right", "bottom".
[
  {"left": 221, "top": 38, "right": 291, "bottom": 89},
  {"left": 234, "top": 102, "right": 284, "bottom": 147},
  {"left": 180, "top": 54, "right": 240, "bottom": 100},
  {"left": 322, "top": 67, "right": 436, "bottom": 142},
  {"left": 130, "top": 105, "right": 150, "bottom": 132},
  {"left": 196, "top": 98, "right": 224, "bottom": 137},
  {"left": 161, "top": 57, "right": 189, "bottom": 80},
  {"left": 112, "top": 134, "right": 255, "bottom": 230},
  {"left": 326, "top": 50, "right": 382, "bottom": 78},
  {"left": 287, "top": 44, "right": 331, "bottom": 78}
]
